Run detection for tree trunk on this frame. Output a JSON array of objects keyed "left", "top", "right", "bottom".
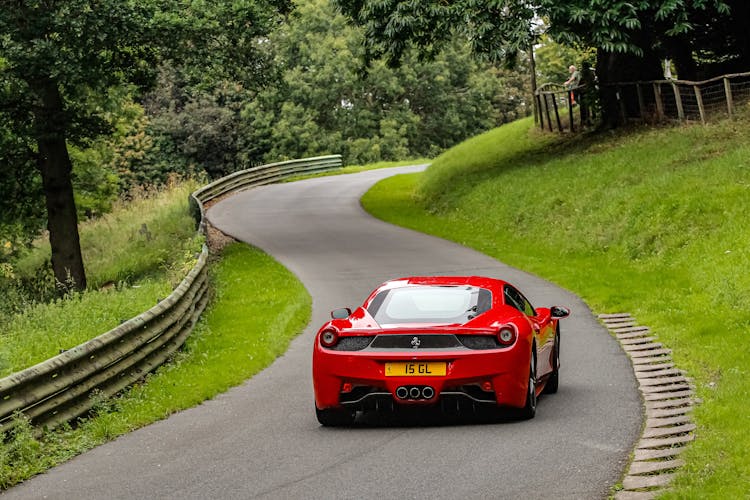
[
  {"left": 596, "top": 40, "right": 663, "bottom": 129},
  {"left": 528, "top": 43, "right": 539, "bottom": 124},
  {"left": 32, "top": 78, "right": 87, "bottom": 291},
  {"left": 595, "top": 49, "right": 621, "bottom": 129}
]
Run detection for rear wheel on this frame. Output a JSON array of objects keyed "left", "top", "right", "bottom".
[
  {"left": 517, "top": 353, "right": 537, "bottom": 420},
  {"left": 315, "top": 406, "right": 356, "bottom": 427},
  {"left": 543, "top": 330, "right": 560, "bottom": 395}
]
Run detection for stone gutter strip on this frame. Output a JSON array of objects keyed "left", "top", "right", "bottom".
[{"left": 598, "top": 313, "right": 697, "bottom": 500}]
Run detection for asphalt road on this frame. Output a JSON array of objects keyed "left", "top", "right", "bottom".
[{"left": 6, "top": 166, "right": 641, "bottom": 499}]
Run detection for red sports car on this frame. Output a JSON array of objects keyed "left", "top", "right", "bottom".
[{"left": 312, "top": 276, "right": 570, "bottom": 426}]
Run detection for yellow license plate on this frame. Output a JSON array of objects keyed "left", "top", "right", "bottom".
[{"left": 385, "top": 362, "right": 446, "bottom": 377}]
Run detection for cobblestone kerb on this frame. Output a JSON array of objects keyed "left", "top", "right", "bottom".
[{"left": 599, "top": 313, "right": 697, "bottom": 500}]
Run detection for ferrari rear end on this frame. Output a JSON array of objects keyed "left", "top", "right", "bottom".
[{"left": 313, "top": 325, "right": 531, "bottom": 417}]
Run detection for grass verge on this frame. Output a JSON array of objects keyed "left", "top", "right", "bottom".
[
  {"left": 0, "top": 243, "right": 311, "bottom": 489},
  {"left": 14, "top": 181, "right": 202, "bottom": 290},
  {"left": 0, "top": 181, "right": 204, "bottom": 373},
  {"left": 362, "top": 114, "right": 750, "bottom": 498}
]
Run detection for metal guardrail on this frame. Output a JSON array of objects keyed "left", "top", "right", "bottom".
[
  {"left": 0, "top": 154, "right": 343, "bottom": 432},
  {"left": 190, "top": 155, "right": 343, "bottom": 232}
]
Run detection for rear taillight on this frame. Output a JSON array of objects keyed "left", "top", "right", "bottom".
[
  {"left": 320, "top": 329, "right": 339, "bottom": 347},
  {"left": 497, "top": 326, "right": 517, "bottom": 346}
]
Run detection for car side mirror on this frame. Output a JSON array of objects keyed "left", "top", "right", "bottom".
[
  {"left": 331, "top": 307, "right": 352, "bottom": 319},
  {"left": 550, "top": 306, "right": 570, "bottom": 319}
]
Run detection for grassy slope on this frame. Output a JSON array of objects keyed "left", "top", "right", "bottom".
[
  {"left": 15, "top": 182, "right": 202, "bottom": 289},
  {"left": 362, "top": 115, "right": 750, "bottom": 498},
  {"left": 0, "top": 182, "right": 202, "bottom": 375},
  {"left": 0, "top": 243, "right": 311, "bottom": 488}
]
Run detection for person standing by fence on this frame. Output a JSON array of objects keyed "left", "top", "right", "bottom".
[
  {"left": 579, "top": 61, "right": 597, "bottom": 125},
  {"left": 564, "top": 65, "right": 581, "bottom": 105}
]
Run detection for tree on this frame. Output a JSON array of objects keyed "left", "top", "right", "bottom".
[
  {"left": 0, "top": 0, "right": 290, "bottom": 291},
  {"left": 542, "top": 0, "right": 730, "bottom": 125},
  {"left": 533, "top": 35, "right": 595, "bottom": 87},
  {"left": 334, "top": 0, "right": 734, "bottom": 128},
  {"left": 236, "top": 0, "right": 528, "bottom": 165}
]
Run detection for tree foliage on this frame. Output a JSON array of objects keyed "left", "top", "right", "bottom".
[
  {"left": 0, "top": 0, "right": 290, "bottom": 290},
  {"left": 335, "top": 0, "right": 742, "bottom": 126},
  {"left": 243, "top": 0, "right": 529, "bottom": 164},
  {"left": 140, "top": 0, "right": 530, "bottom": 173},
  {"left": 336, "top": 0, "right": 536, "bottom": 66}
]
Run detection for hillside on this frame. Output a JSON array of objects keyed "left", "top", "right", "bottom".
[{"left": 362, "top": 113, "right": 750, "bottom": 498}]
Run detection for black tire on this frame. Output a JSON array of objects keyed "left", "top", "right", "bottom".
[
  {"left": 543, "top": 330, "right": 560, "bottom": 395},
  {"left": 517, "top": 353, "right": 537, "bottom": 420},
  {"left": 315, "top": 406, "right": 356, "bottom": 427}
]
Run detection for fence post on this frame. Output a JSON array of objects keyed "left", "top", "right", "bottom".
[
  {"left": 672, "top": 82, "right": 685, "bottom": 120},
  {"left": 551, "top": 93, "right": 562, "bottom": 132},
  {"left": 693, "top": 85, "right": 706, "bottom": 125},
  {"left": 617, "top": 86, "right": 627, "bottom": 124},
  {"left": 724, "top": 77, "right": 734, "bottom": 117},
  {"left": 636, "top": 84, "right": 646, "bottom": 119},
  {"left": 568, "top": 90, "right": 576, "bottom": 133},
  {"left": 543, "top": 94, "right": 553, "bottom": 132},
  {"left": 653, "top": 83, "right": 664, "bottom": 121},
  {"left": 534, "top": 93, "right": 544, "bottom": 130}
]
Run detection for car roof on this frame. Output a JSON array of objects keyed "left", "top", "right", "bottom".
[{"left": 374, "top": 276, "right": 508, "bottom": 292}]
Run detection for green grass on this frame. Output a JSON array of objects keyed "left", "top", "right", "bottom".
[
  {"left": 362, "top": 114, "right": 750, "bottom": 498},
  {"left": 0, "top": 280, "right": 173, "bottom": 377},
  {"left": 0, "top": 181, "right": 204, "bottom": 372},
  {"left": 14, "top": 181, "right": 201, "bottom": 290},
  {"left": 0, "top": 243, "right": 311, "bottom": 489}
]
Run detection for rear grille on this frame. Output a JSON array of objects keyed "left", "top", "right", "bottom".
[
  {"left": 457, "top": 335, "right": 501, "bottom": 350},
  {"left": 329, "top": 336, "right": 374, "bottom": 351},
  {"left": 370, "top": 334, "right": 462, "bottom": 349},
  {"left": 328, "top": 334, "right": 502, "bottom": 351}
]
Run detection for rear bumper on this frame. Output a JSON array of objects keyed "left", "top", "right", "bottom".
[{"left": 313, "top": 342, "right": 530, "bottom": 411}]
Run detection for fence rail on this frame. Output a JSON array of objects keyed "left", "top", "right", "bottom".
[
  {"left": 534, "top": 83, "right": 594, "bottom": 133},
  {"left": 607, "top": 71, "right": 750, "bottom": 124},
  {"left": 0, "top": 154, "right": 343, "bottom": 433},
  {"left": 535, "top": 71, "right": 750, "bottom": 133}
]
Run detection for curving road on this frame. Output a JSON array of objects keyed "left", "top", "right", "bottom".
[{"left": 6, "top": 166, "right": 640, "bottom": 499}]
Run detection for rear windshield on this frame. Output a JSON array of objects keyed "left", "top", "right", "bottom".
[{"left": 367, "top": 285, "right": 491, "bottom": 325}]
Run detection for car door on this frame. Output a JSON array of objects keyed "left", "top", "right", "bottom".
[{"left": 504, "top": 285, "right": 554, "bottom": 377}]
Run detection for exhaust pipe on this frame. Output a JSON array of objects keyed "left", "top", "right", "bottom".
[
  {"left": 396, "top": 386, "right": 409, "bottom": 399},
  {"left": 396, "top": 385, "right": 436, "bottom": 400}
]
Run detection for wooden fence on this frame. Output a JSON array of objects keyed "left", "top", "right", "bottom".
[
  {"left": 607, "top": 71, "right": 750, "bottom": 124},
  {"left": 535, "top": 83, "right": 594, "bottom": 133},
  {"left": 535, "top": 71, "right": 750, "bottom": 132},
  {"left": 0, "top": 155, "right": 342, "bottom": 433}
]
